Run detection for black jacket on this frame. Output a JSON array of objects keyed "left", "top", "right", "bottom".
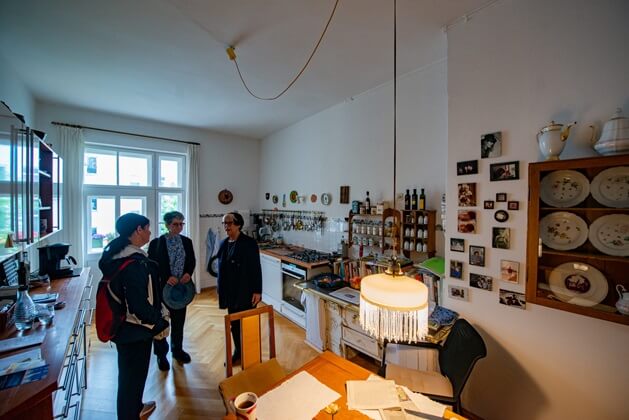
[
  {"left": 216, "top": 233, "right": 262, "bottom": 310},
  {"left": 147, "top": 234, "right": 196, "bottom": 290}
]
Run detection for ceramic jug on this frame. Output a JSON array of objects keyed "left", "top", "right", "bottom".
[
  {"left": 616, "top": 285, "right": 629, "bottom": 316},
  {"left": 590, "top": 108, "right": 629, "bottom": 156},
  {"left": 537, "top": 121, "right": 576, "bottom": 160}
]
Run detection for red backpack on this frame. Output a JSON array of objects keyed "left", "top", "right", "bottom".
[{"left": 95, "top": 259, "right": 136, "bottom": 342}]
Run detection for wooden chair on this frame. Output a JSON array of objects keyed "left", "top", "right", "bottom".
[{"left": 218, "top": 305, "right": 287, "bottom": 413}]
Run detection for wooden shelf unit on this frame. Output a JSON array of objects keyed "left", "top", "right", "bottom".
[
  {"left": 348, "top": 208, "right": 401, "bottom": 254},
  {"left": 401, "top": 209, "right": 436, "bottom": 259}
]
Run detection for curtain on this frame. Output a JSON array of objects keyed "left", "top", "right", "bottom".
[
  {"left": 186, "top": 143, "right": 201, "bottom": 293},
  {"left": 56, "top": 126, "right": 85, "bottom": 266}
]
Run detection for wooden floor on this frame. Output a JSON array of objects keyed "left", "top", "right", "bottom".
[{"left": 81, "top": 288, "right": 324, "bottom": 419}]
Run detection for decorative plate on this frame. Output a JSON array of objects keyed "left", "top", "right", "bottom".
[
  {"left": 548, "top": 262, "right": 608, "bottom": 307},
  {"left": 539, "top": 170, "right": 590, "bottom": 207},
  {"left": 588, "top": 214, "right": 629, "bottom": 256},
  {"left": 218, "top": 189, "right": 233, "bottom": 205},
  {"left": 310, "top": 194, "right": 317, "bottom": 203},
  {"left": 321, "top": 193, "right": 331, "bottom": 205},
  {"left": 539, "top": 211, "right": 588, "bottom": 250},
  {"left": 289, "top": 190, "right": 298, "bottom": 203},
  {"left": 272, "top": 194, "right": 278, "bottom": 204},
  {"left": 590, "top": 166, "right": 629, "bottom": 208}
]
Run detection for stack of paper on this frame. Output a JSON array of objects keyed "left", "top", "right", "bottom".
[{"left": 0, "top": 348, "right": 48, "bottom": 390}]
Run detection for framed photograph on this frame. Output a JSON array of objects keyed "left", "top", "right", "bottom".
[
  {"left": 490, "top": 161, "right": 519, "bottom": 181},
  {"left": 450, "top": 260, "right": 463, "bottom": 279},
  {"left": 501, "top": 260, "right": 520, "bottom": 283},
  {"left": 448, "top": 285, "right": 469, "bottom": 301},
  {"left": 480, "top": 131, "right": 502, "bottom": 158},
  {"left": 499, "top": 289, "right": 526, "bottom": 309},
  {"left": 496, "top": 193, "right": 507, "bottom": 202},
  {"left": 469, "top": 245, "right": 485, "bottom": 266},
  {"left": 450, "top": 238, "right": 465, "bottom": 252},
  {"left": 458, "top": 183, "right": 477, "bottom": 207},
  {"left": 457, "top": 210, "right": 477, "bottom": 234},
  {"left": 508, "top": 201, "right": 519, "bottom": 210},
  {"left": 457, "top": 160, "right": 478, "bottom": 176},
  {"left": 492, "top": 227, "right": 511, "bottom": 249},
  {"left": 483, "top": 200, "right": 494, "bottom": 209},
  {"left": 494, "top": 209, "right": 509, "bottom": 223},
  {"left": 470, "top": 273, "right": 493, "bottom": 291}
]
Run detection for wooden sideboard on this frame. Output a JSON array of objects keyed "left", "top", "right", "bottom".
[{"left": 0, "top": 268, "right": 92, "bottom": 419}]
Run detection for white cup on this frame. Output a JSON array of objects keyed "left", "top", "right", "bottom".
[{"left": 231, "top": 392, "right": 258, "bottom": 420}]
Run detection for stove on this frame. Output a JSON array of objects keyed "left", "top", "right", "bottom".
[{"left": 286, "top": 249, "right": 331, "bottom": 264}]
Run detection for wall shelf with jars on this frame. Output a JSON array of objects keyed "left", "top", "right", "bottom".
[
  {"left": 348, "top": 208, "right": 401, "bottom": 254},
  {"left": 401, "top": 210, "right": 436, "bottom": 259}
]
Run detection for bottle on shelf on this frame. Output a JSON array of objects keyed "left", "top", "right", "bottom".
[
  {"left": 419, "top": 188, "right": 426, "bottom": 210},
  {"left": 404, "top": 189, "right": 411, "bottom": 210},
  {"left": 365, "top": 191, "right": 371, "bottom": 213},
  {"left": 411, "top": 188, "right": 418, "bottom": 210}
]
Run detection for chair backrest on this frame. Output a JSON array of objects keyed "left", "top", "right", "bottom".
[
  {"left": 224, "top": 305, "right": 276, "bottom": 377},
  {"left": 439, "top": 318, "right": 487, "bottom": 399}
]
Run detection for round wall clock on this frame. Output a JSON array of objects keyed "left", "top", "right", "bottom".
[
  {"left": 218, "top": 189, "right": 233, "bottom": 205},
  {"left": 321, "top": 193, "right": 331, "bottom": 205}
]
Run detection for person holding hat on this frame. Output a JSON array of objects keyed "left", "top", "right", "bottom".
[
  {"left": 98, "top": 213, "right": 168, "bottom": 420},
  {"left": 216, "top": 211, "right": 262, "bottom": 364},
  {"left": 148, "top": 211, "right": 196, "bottom": 370}
]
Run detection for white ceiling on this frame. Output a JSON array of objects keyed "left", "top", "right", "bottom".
[{"left": 0, "top": 0, "right": 487, "bottom": 139}]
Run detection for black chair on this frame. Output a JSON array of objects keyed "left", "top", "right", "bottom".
[{"left": 380, "top": 318, "right": 487, "bottom": 413}]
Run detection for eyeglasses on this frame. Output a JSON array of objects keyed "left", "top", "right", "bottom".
[
  {"left": 222, "top": 221, "right": 234, "bottom": 226},
  {"left": 171, "top": 222, "right": 185, "bottom": 227}
]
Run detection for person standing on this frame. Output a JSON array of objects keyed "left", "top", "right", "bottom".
[
  {"left": 98, "top": 213, "right": 168, "bottom": 420},
  {"left": 148, "top": 211, "right": 196, "bottom": 370},
  {"left": 216, "top": 212, "right": 262, "bottom": 364}
]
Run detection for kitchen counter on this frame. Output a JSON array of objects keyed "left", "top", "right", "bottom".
[
  {"left": 259, "top": 247, "right": 331, "bottom": 269},
  {"left": 297, "top": 281, "right": 358, "bottom": 309}
]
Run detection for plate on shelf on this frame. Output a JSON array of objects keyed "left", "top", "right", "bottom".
[
  {"left": 539, "top": 170, "right": 590, "bottom": 207},
  {"left": 588, "top": 214, "right": 629, "bottom": 256},
  {"left": 548, "top": 262, "right": 608, "bottom": 307},
  {"left": 590, "top": 166, "right": 629, "bottom": 208},
  {"left": 539, "top": 212, "right": 588, "bottom": 250},
  {"left": 321, "top": 193, "right": 331, "bottom": 205}
]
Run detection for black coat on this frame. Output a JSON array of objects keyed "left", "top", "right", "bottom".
[
  {"left": 147, "top": 234, "right": 196, "bottom": 290},
  {"left": 216, "top": 233, "right": 262, "bottom": 310}
]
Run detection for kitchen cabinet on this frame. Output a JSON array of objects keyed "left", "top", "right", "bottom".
[
  {"left": 526, "top": 155, "right": 629, "bottom": 325},
  {"left": 260, "top": 253, "right": 282, "bottom": 309},
  {"left": 348, "top": 208, "right": 401, "bottom": 254}
]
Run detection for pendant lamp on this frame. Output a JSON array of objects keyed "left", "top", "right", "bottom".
[{"left": 359, "top": 0, "right": 429, "bottom": 343}]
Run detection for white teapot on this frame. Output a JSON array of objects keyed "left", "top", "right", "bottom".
[
  {"left": 590, "top": 108, "right": 629, "bottom": 156},
  {"left": 537, "top": 120, "right": 576, "bottom": 160},
  {"left": 616, "top": 285, "right": 629, "bottom": 316}
]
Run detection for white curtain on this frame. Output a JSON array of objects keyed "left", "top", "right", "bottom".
[
  {"left": 186, "top": 143, "right": 201, "bottom": 293},
  {"left": 56, "top": 126, "right": 85, "bottom": 266}
]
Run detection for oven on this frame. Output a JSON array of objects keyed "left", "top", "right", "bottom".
[{"left": 280, "top": 261, "right": 328, "bottom": 328}]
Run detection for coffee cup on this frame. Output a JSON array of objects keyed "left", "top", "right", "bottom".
[{"left": 231, "top": 392, "right": 258, "bottom": 419}]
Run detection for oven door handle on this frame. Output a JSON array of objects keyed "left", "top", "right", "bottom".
[{"left": 281, "top": 269, "right": 304, "bottom": 280}]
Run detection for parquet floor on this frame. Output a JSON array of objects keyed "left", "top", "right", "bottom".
[{"left": 80, "top": 288, "right": 321, "bottom": 419}]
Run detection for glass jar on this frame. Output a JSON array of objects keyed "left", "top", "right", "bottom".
[{"left": 14, "top": 285, "right": 36, "bottom": 331}]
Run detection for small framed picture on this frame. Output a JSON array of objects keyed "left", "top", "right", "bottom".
[
  {"left": 469, "top": 245, "right": 485, "bottom": 266},
  {"left": 496, "top": 193, "right": 507, "bottom": 202},
  {"left": 480, "top": 131, "right": 502, "bottom": 158},
  {"left": 450, "top": 238, "right": 465, "bottom": 252},
  {"left": 483, "top": 200, "right": 494, "bottom": 209},
  {"left": 490, "top": 161, "right": 519, "bottom": 181},
  {"left": 457, "top": 210, "right": 477, "bottom": 234},
  {"left": 499, "top": 289, "right": 526, "bottom": 309},
  {"left": 501, "top": 260, "right": 520, "bottom": 283},
  {"left": 494, "top": 210, "right": 509, "bottom": 223},
  {"left": 450, "top": 260, "right": 464, "bottom": 279},
  {"left": 508, "top": 201, "right": 519, "bottom": 210},
  {"left": 457, "top": 160, "right": 478, "bottom": 176},
  {"left": 458, "top": 183, "right": 477, "bottom": 207},
  {"left": 492, "top": 227, "right": 511, "bottom": 249},
  {"left": 448, "top": 285, "right": 469, "bottom": 301},
  {"left": 470, "top": 273, "right": 493, "bottom": 291}
]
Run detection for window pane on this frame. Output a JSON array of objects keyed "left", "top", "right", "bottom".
[
  {"left": 159, "top": 155, "right": 183, "bottom": 188},
  {"left": 119, "top": 152, "right": 151, "bottom": 187},
  {"left": 121, "top": 196, "right": 146, "bottom": 216},
  {"left": 88, "top": 196, "right": 115, "bottom": 253},
  {"left": 84, "top": 149, "right": 117, "bottom": 185},
  {"left": 158, "top": 193, "right": 182, "bottom": 235}
]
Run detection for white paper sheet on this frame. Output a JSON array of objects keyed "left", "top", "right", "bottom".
[{"left": 256, "top": 371, "right": 341, "bottom": 420}]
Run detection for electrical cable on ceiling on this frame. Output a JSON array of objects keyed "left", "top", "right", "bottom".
[{"left": 226, "top": 0, "right": 341, "bottom": 101}]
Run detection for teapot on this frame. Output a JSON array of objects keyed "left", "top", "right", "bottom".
[
  {"left": 590, "top": 108, "right": 629, "bottom": 156},
  {"left": 537, "top": 120, "right": 576, "bottom": 160},
  {"left": 616, "top": 285, "right": 629, "bottom": 316}
]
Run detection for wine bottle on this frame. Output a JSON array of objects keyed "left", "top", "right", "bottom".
[
  {"left": 365, "top": 191, "right": 371, "bottom": 212},
  {"left": 419, "top": 188, "right": 426, "bottom": 210},
  {"left": 404, "top": 189, "right": 410, "bottom": 210},
  {"left": 411, "top": 188, "right": 418, "bottom": 210}
]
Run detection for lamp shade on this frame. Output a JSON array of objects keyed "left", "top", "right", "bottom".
[{"left": 359, "top": 272, "right": 428, "bottom": 343}]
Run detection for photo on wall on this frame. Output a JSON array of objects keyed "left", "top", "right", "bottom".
[
  {"left": 499, "top": 289, "right": 526, "bottom": 309},
  {"left": 448, "top": 285, "right": 469, "bottom": 301},
  {"left": 469, "top": 245, "right": 485, "bottom": 267},
  {"left": 490, "top": 161, "right": 520, "bottom": 181},
  {"left": 450, "top": 238, "right": 465, "bottom": 252},
  {"left": 450, "top": 260, "right": 463, "bottom": 279},
  {"left": 457, "top": 160, "right": 479, "bottom": 176},
  {"left": 500, "top": 260, "right": 520, "bottom": 283},
  {"left": 492, "top": 227, "right": 511, "bottom": 249},
  {"left": 457, "top": 210, "right": 477, "bottom": 234},
  {"left": 481, "top": 131, "right": 502, "bottom": 158},
  {"left": 458, "top": 183, "right": 477, "bottom": 207},
  {"left": 470, "top": 273, "right": 493, "bottom": 291}
]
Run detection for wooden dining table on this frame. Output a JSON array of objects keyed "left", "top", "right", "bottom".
[{"left": 223, "top": 350, "right": 465, "bottom": 420}]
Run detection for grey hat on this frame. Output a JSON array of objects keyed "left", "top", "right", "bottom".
[{"left": 163, "top": 281, "right": 195, "bottom": 309}]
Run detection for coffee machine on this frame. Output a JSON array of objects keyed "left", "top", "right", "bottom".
[{"left": 38, "top": 243, "right": 80, "bottom": 279}]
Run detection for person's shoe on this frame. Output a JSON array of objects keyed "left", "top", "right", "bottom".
[
  {"left": 157, "top": 356, "right": 170, "bottom": 371},
  {"left": 140, "top": 401, "right": 156, "bottom": 419},
  {"left": 172, "top": 349, "right": 191, "bottom": 364}
]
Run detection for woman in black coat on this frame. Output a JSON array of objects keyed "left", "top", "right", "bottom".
[
  {"left": 216, "top": 212, "right": 262, "bottom": 364},
  {"left": 148, "top": 211, "right": 196, "bottom": 370}
]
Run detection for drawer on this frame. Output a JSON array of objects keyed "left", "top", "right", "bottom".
[
  {"left": 342, "top": 325, "right": 379, "bottom": 358},
  {"left": 342, "top": 308, "right": 369, "bottom": 335}
]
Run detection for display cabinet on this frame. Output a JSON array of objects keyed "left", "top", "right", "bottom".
[
  {"left": 348, "top": 208, "right": 401, "bottom": 254},
  {"left": 401, "top": 209, "right": 436, "bottom": 259},
  {"left": 526, "top": 155, "right": 629, "bottom": 325}
]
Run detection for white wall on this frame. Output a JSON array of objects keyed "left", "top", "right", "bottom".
[
  {"left": 35, "top": 101, "right": 261, "bottom": 288},
  {"left": 445, "top": 0, "right": 629, "bottom": 419},
  {"left": 260, "top": 59, "right": 448, "bottom": 254},
  {"left": 0, "top": 54, "right": 35, "bottom": 127}
]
